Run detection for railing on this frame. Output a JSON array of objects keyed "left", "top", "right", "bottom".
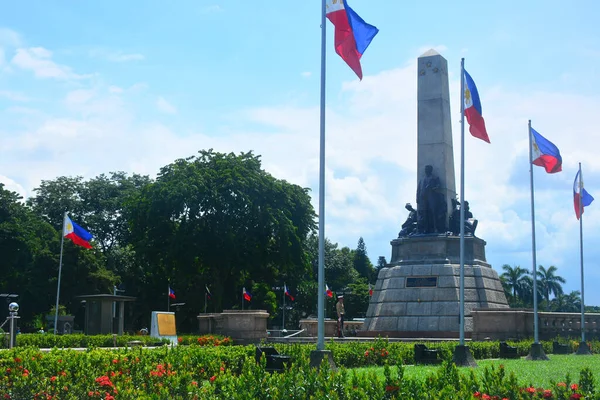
[{"left": 538, "top": 312, "right": 600, "bottom": 339}]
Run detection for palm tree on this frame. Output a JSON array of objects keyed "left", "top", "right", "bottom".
[
  {"left": 501, "top": 264, "right": 529, "bottom": 300},
  {"left": 536, "top": 265, "right": 566, "bottom": 309}
]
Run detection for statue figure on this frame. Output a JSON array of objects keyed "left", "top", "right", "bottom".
[
  {"left": 448, "top": 198, "right": 478, "bottom": 236},
  {"left": 398, "top": 203, "right": 417, "bottom": 237},
  {"left": 416, "top": 165, "right": 446, "bottom": 233}
]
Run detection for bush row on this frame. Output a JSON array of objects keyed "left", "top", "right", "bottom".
[
  {"left": 272, "top": 338, "right": 596, "bottom": 367},
  {"left": 0, "top": 345, "right": 595, "bottom": 399}
]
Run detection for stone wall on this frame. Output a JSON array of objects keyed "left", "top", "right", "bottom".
[
  {"left": 299, "top": 319, "right": 364, "bottom": 337},
  {"left": 197, "top": 310, "right": 269, "bottom": 344},
  {"left": 471, "top": 309, "right": 600, "bottom": 341}
]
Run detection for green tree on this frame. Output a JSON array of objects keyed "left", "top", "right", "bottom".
[
  {"left": 305, "top": 234, "right": 357, "bottom": 290},
  {"left": 536, "top": 265, "right": 566, "bottom": 308},
  {"left": 500, "top": 264, "right": 531, "bottom": 306},
  {"left": 126, "top": 150, "right": 316, "bottom": 328},
  {"left": 353, "top": 237, "right": 374, "bottom": 282}
]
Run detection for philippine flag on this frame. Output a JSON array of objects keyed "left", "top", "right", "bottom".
[
  {"left": 574, "top": 170, "right": 594, "bottom": 220},
  {"left": 64, "top": 214, "right": 93, "bottom": 249},
  {"left": 205, "top": 285, "right": 212, "bottom": 300},
  {"left": 368, "top": 283, "right": 373, "bottom": 296},
  {"left": 531, "top": 127, "right": 562, "bottom": 174},
  {"left": 168, "top": 287, "right": 176, "bottom": 299},
  {"left": 243, "top": 287, "right": 252, "bottom": 301},
  {"left": 284, "top": 284, "right": 294, "bottom": 301},
  {"left": 325, "top": 284, "right": 333, "bottom": 298},
  {"left": 463, "top": 69, "right": 490, "bottom": 143},
  {"left": 326, "top": 0, "right": 378, "bottom": 80}
]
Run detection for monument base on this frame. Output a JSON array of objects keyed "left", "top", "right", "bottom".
[
  {"left": 452, "top": 345, "right": 477, "bottom": 367},
  {"left": 576, "top": 341, "right": 592, "bottom": 355},
  {"left": 309, "top": 350, "right": 337, "bottom": 371},
  {"left": 363, "top": 235, "right": 508, "bottom": 338},
  {"left": 526, "top": 343, "right": 549, "bottom": 361}
]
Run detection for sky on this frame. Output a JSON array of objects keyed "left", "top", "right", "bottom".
[{"left": 1, "top": 1, "right": 600, "bottom": 303}]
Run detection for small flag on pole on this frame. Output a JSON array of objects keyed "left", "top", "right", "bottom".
[
  {"left": 243, "top": 287, "right": 252, "bottom": 301},
  {"left": 205, "top": 285, "right": 212, "bottom": 300},
  {"left": 284, "top": 284, "right": 294, "bottom": 301},
  {"left": 369, "top": 283, "right": 373, "bottom": 296},
  {"left": 574, "top": 170, "right": 594, "bottom": 220},
  {"left": 168, "top": 287, "right": 176, "bottom": 299},
  {"left": 325, "top": 284, "right": 333, "bottom": 298},
  {"left": 463, "top": 69, "right": 490, "bottom": 143},
  {"left": 326, "top": 0, "right": 378, "bottom": 80},
  {"left": 531, "top": 128, "right": 562, "bottom": 174},
  {"left": 64, "top": 214, "right": 93, "bottom": 249}
]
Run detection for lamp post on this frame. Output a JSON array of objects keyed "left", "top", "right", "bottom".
[{"left": 8, "top": 302, "right": 20, "bottom": 349}]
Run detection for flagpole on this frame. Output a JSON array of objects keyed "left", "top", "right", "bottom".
[
  {"left": 578, "top": 162, "right": 586, "bottom": 344},
  {"left": 242, "top": 289, "right": 244, "bottom": 311},
  {"left": 53, "top": 212, "right": 67, "bottom": 335},
  {"left": 459, "top": 58, "right": 466, "bottom": 346},
  {"left": 528, "top": 119, "right": 540, "bottom": 344},
  {"left": 317, "top": 0, "right": 327, "bottom": 352},
  {"left": 167, "top": 283, "right": 170, "bottom": 311},
  {"left": 204, "top": 291, "right": 207, "bottom": 314},
  {"left": 282, "top": 284, "right": 286, "bottom": 331}
]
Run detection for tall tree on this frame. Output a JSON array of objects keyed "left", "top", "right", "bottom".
[
  {"left": 353, "top": 237, "right": 374, "bottom": 282},
  {"left": 126, "top": 150, "right": 316, "bottom": 326},
  {"left": 536, "top": 265, "right": 566, "bottom": 308},
  {"left": 500, "top": 264, "right": 529, "bottom": 300}
]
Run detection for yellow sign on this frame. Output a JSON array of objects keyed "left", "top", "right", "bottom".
[{"left": 157, "top": 313, "right": 176, "bottom": 336}]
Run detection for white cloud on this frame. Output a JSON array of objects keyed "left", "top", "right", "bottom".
[
  {"left": 201, "top": 5, "right": 222, "bottom": 14},
  {"left": 301, "top": 71, "right": 312, "bottom": 78},
  {"left": 156, "top": 96, "right": 177, "bottom": 114},
  {"left": 108, "top": 86, "right": 124, "bottom": 94},
  {"left": 2, "top": 44, "right": 600, "bottom": 303},
  {"left": 0, "top": 28, "right": 21, "bottom": 47},
  {"left": 11, "top": 47, "right": 89, "bottom": 80},
  {"left": 89, "top": 49, "right": 145, "bottom": 62},
  {"left": 0, "top": 90, "right": 30, "bottom": 101}
]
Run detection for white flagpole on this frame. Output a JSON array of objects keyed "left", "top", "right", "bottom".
[
  {"left": 578, "top": 162, "right": 586, "bottom": 344},
  {"left": 53, "top": 212, "right": 67, "bottom": 335},
  {"left": 167, "top": 283, "right": 170, "bottom": 311},
  {"left": 528, "top": 120, "right": 540, "bottom": 344},
  {"left": 282, "top": 284, "right": 286, "bottom": 331},
  {"left": 459, "top": 58, "right": 466, "bottom": 346},
  {"left": 317, "top": 0, "right": 327, "bottom": 352},
  {"left": 204, "top": 291, "right": 207, "bottom": 314}
]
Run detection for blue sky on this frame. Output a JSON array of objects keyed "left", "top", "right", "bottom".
[{"left": 2, "top": 1, "right": 600, "bottom": 304}]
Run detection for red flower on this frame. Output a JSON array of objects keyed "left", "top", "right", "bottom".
[
  {"left": 526, "top": 387, "right": 536, "bottom": 394},
  {"left": 191, "top": 381, "right": 198, "bottom": 386},
  {"left": 571, "top": 383, "right": 579, "bottom": 391},
  {"left": 112, "top": 359, "right": 118, "bottom": 364},
  {"left": 474, "top": 392, "right": 481, "bottom": 398},
  {"left": 557, "top": 382, "right": 567, "bottom": 388},
  {"left": 482, "top": 394, "right": 491, "bottom": 400},
  {"left": 543, "top": 390, "right": 552, "bottom": 398},
  {"left": 22, "top": 369, "right": 29, "bottom": 377},
  {"left": 210, "top": 375, "right": 216, "bottom": 382},
  {"left": 50, "top": 376, "right": 57, "bottom": 382},
  {"left": 364, "top": 350, "right": 370, "bottom": 357},
  {"left": 14, "top": 357, "right": 21, "bottom": 363},
  {"left": 87, "top": 391, "right": 94, "bottom": 397},
  {"left": 570, "top": 395, "right": 582, "bottom": 400}
]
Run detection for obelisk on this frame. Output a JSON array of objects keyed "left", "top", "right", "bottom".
[
  {"left": 361, "top": 50, "right": 509, "bottom": 339},
  {"left": 417, "top": 49, "right": 456, "bottom": 225}
]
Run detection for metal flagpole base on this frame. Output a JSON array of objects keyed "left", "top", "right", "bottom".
[
  {"left": 576, "top": 341, "right": 592, "bottom": 355},
  {"left": 309, "top": 350, "right": 337, "bottom": 371},
  {"left": 452, "top": 345, "right": 477, "bottom": 367},
  {"left": 526, "top": 343, "right": 549, "bottom": 361}
]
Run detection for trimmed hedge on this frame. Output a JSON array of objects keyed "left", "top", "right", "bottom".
[{"left": 0, "top": 345, "right": 595, "bottom": 399}]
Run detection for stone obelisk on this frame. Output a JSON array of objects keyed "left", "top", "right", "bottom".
[
  {"left": 361, "top": 50, "right": 508, "bottom": 338},
  {"left": 417, "top": 49, "right": 456, "bottom": 224}
]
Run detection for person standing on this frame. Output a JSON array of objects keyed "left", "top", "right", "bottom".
[{"left": 336, "top": 295, "right": 345, "bottom": 338}]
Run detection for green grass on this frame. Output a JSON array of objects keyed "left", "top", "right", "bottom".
[{"left": 353, "top": 355, "right": 600, "bottom": 388}]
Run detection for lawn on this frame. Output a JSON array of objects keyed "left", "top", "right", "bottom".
[{"left": 354, "top": 354, "right": 600, "bottom": 388}]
